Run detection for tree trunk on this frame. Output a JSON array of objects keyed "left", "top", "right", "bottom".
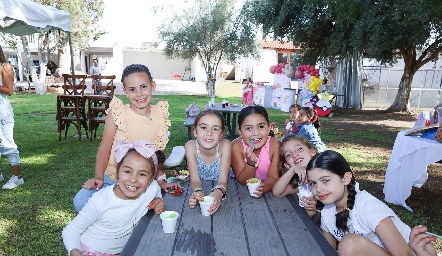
[
  {"left": 387, "top": 67, "right": 415, "bottom": 112},
  {"left": 206, "top": 73, "right": 215, "bottom": 97},
  {"left": 58, "top": 47, "right": 68, "bottom": 75}
]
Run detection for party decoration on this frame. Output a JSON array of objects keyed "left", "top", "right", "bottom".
[
  {"left": 269, "top": 65, "right": 276, "bottom": 74},
  {"left": 315, "top": 100, "right": 333, "bottom": 117}
]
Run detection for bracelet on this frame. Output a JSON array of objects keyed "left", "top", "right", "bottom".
[
  {"left": 247, "top": 161, "right": 258, "bottom": 168},
  {"left": 211, "top": 185, "right": 227, "bottom": 200},
  {"left": 156, "top": 174, "right": 166, "bottom": 181},
  {"left": 194, "top": 187, "right": 204, "bottom": 194}
]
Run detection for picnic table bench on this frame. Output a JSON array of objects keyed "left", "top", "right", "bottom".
[{"left": 121, "top": 179, "right": 336, "bottom": 256}]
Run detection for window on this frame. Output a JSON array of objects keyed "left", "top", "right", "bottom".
[{"left": 277, "top": 50, "right": 300, "bottom": 68}]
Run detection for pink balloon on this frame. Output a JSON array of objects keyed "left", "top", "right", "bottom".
[
  {"left": 306, "top": 64, "right": 311, "bottom": 69},
  {"left": 310, "top": 66, "right": 315, "bottom": 71},
  {"left": 279, "top": 62, "right": 285, "bottom": 68},
  {"left": 295, "top": 70, "right": 304, "bottom": 79},
  {"left": 269, "top": 65, "right": 276, "bottom": 74},
  {"left": 315, "top": 74, "right": 319, "bottom": 78}
]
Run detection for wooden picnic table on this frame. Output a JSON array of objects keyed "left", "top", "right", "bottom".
[{"left": 121, "top": 179, "right": 336, "bottom": 256}]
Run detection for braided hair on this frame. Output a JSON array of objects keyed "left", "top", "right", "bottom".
[{"left": 306, "top": 150, "right": 356, "bottom": 232}]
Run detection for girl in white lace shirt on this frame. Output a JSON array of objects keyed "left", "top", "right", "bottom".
[{"left": 63, "top": 140, "right": 164, "bottom": 256}]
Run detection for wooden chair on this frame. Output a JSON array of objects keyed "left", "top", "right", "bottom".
[
  {"left": 86, "top": 95, "right": 112, "bottom": 141},
  {"left": 91, "top": 75, "right": 116, "bottom": 96},
  {"left": 62, "top": 74, "right": 88, "bottom": 96},
  {"left": 57, "top": 95, "right": 89, "bottom": 141}
]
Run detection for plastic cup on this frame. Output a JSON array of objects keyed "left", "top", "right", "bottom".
[
  {"left": 298, "top": 182, "right": 314, "bottom": 207},
  {"left": 246, "top": 178, "right": 261, "bottom": 197},
  {"left": 222, "top": 103, "right": 226, "bottom": 108},
  {"left": 199, "top": 196, "right": 214, "bottom": 216},
  {"left": 160, "top": 211, "right": 179, "bottom": 233}
]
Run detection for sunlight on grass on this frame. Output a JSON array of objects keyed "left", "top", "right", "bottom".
[{"left": 20, "top": 154, "right": 55, "bottom": 165}]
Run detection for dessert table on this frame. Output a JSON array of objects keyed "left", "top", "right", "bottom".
[
  {"left": 383, "top": 130, "right": 442, "bottom": 211},
  {"left": 121, "top": 179, "right": 336, "bottom": 256}
]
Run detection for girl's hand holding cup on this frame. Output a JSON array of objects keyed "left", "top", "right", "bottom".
[{"left": 208, "top": 189, "right": 223, "bottom": 214}]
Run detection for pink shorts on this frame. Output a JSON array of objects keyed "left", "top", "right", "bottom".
[{"left": 80, "top": 242, "right": 120, "bottom": 256}]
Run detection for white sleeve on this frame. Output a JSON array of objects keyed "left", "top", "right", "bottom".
[{"left": 61, "top": 194, "right": 102, "bottom": 254}]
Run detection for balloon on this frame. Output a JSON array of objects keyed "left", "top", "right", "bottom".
[
  {"left": 279, "top": 62, "right": 285, "bottom": 68},
  {"left": 295, "top": 70, "right": 304, "bottom": 79},
  {"left": 285, "top": 68, "right": 295, "bottom": 78},
  {"left": 315, "top": 73, "right": 319, "bottom": 78},
  {"left": 306, "top": 64, "right": 311, "bottom": 69},
  {"left": 269, "top": 65, "right": 276, "bottom": 74}
]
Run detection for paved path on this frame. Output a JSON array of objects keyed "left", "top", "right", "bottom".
[{"left": 15, "top": 79, "right": 208, "bottom": 96}]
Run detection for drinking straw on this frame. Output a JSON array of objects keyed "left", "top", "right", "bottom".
[{"left": 425, "top": 231, "right": 442, "bottom": 239}]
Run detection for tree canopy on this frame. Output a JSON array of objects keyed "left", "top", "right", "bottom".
[
  {"left": 156, "top": 0, "right": 259, "bottom": 97},
  {"left": 245, "top": 0, "right": 442, "bottom": 111}
]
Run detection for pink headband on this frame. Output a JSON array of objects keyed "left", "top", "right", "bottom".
[{"left": 114, "top": 140, "right": 158, "bottom": 171}]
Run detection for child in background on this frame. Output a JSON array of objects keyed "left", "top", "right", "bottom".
[
  {"left": 241, "top": 78, "right": 253, "bottom": 106},
  {"left": 74, "top": 64, "right": 175, "bottom": 213},
  {"left": 241, "top": 79, "right": 249, "bottom": 106},
  {"left": 283, "top": 104, "right": 301, "bottom": 138},
  {"left": 186, "top": 110, "right": 231, "bottom": 215},
  {"left": 231, "top": 106, "right": 281, "bottom": 198},
  {"left": 307, "top": 150, "right": 413, "bottom": 256},
  {"left": 62, "top": 140, "right": 164, "bottom": 256},
  {"left": 294, "top": 107, "right": 326, "bottom": 152},
  {"left": 272, "top": 135, "right": 319, "bottom": 218}
]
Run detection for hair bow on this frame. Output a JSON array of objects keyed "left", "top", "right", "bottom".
[{"left": 114, "top": 140, "right": 158, "bottom": 170}]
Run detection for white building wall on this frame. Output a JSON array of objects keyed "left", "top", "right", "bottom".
[{"left": 122, "top": 48, "right": 189, "bottom": 80}]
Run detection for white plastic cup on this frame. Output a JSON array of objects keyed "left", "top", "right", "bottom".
[
  {"left": 246, "top": 178, "right": 261, "bottom": 197},
  {"left": 298, "top": 182, "right": 313, "bottom": 207},
  {"left": 199, "top": 196, "right": 214, "bottom": 216},
  {"left": 160, "top": 211, "right": 179, "bottom": 233}
]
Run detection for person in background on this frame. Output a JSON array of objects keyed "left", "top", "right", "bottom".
[
  {"left": 294, "top": 107, "right": 326, "bottom": 152},
  {"left": 0, "top": 45, "right": 24, "bottom": 189},
  {"left": 90, "top": 58, "right": 100, "bottom": 76},
  {"left": 46, "top": 58, "right": 57, "bottom": 75},
  {"left": 186, "top": 109, "right": 231, "bottom": 215},
  {"left": 231, "top": 106, "right": 281, "bottom": 198},
  {"left": 282, "top": 104, "right": 301, "bottom": 138}
]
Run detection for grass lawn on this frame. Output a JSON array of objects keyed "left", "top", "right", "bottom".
[{"left": 0, "top": 88, "right": 440, "bottom": 255}]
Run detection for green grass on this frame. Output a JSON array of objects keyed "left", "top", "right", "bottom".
[{"left": 0, "top": 92, "right": 440, "bottom": 255}]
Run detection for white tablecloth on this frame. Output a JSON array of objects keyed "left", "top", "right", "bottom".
[{"left": 383, "top": 130, "right": 442, "bottom": 211}]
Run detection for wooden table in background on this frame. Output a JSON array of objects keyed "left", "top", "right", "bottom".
[{"left": 121, "top": 180, "right": 336, "bottom": 256}]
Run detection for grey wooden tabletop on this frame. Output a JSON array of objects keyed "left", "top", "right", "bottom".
[{"left": 121, "top": 179, "right": 336, "bottom": 256}]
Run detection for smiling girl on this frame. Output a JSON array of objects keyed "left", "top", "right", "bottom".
[
  {"left": 307, "top": 150, "right": 413, "bottom": 256},
  {"left": 231, "top": 106, "right": 281, "bottom": 198},
  {"left": 185, "top": 109, "right": 231, "bottom": 215},
  {"left": 272, "top": 135, "right": 319, "bottom": 218},
  {"left": 74, "top": 64, "right": 175, "bottom": 212},
  {"left": 63, "top": 140, "right": 164, "bottom": 256}
]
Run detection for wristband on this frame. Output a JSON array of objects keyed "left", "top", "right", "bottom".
[
  {"left": 247, "top": 161, "right": 258, "bottom": 168},
  {"left": 156, "top": 174, "right": 166, "bottom": 181},
  {"left": 211, "top": 185, "right": 227, "bottom": 200}
]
